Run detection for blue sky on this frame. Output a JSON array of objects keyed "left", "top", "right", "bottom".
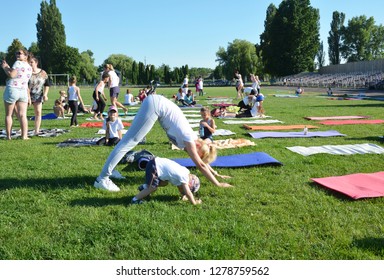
[{"left": 1, "top": 0, "right": 383, "bottom": 69}]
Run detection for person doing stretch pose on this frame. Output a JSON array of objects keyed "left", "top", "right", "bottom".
[{"left": 94, "top": 93, "right": 232, "bottom": 192}]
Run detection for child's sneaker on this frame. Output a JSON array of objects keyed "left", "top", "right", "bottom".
[{"left": 131, "top": 198, "right": 144, "bottom": 204}]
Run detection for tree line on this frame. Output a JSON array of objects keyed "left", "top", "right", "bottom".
[{"left": 1, "top": 0, "right": 383, "bottom": 86}]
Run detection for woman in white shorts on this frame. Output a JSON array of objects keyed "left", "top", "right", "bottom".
[
  {"left": 1, "top": 49, "right": 32, "bottom": 140},
  {"left": 94, "top": 93, "right": 232, "bottom": 191}
]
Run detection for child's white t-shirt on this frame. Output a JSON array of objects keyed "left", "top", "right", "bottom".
[
  {"left": 155, "top": 157, "right": 190, "bottom": 186},
  {"left": 103, "top": 118, "right": 124, "bottom": 138}
]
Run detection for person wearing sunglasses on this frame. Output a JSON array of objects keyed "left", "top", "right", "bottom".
[{"left": 1, "top": 49, "right": 32, "bottom": 140}]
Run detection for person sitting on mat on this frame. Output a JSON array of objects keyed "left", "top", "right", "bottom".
[
  {"left": 53, "top": 99, "right": 65, "bottom": 118},
  {"left": 96, "top": 105, "right": 124, "bottom": 146},
  {"left": 237, "top": 89, "right": 256, "bottom": 113},
  {"left": 199, "top": 106, "right": 215, "bottom": 143},
  {"left": 131, "top": 156, "right": 202, "bottom": 205},
  {"left": 94, "top": 89, "right": 232, "bottom": 192}
]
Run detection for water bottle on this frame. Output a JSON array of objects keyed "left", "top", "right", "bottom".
[
  {"left": 200, "top": 124, "right": 204, "bottom": 137},
  {"left": 303, "top": 126, "right": 308, "bottom": 135}
]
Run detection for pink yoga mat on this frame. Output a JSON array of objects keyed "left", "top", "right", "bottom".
[
  {"left": 319, "top": 119, "right": 384, "bottom": 125},
  {"left": 305, "top": 116, "right": 369, "bottom": 121},
  {"left": 311, "top": 172, "right": 384, "bottom": 199}
]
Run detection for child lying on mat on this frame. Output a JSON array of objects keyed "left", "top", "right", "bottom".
[
  {"left": 131, "top": 156, "right": 202, "bottom": 205},
  {"left": 97, "top": 105, "right": 124, "bottom": 146}
]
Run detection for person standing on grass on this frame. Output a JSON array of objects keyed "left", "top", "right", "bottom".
[
  {"left": 67, "top": 76, "right": 84, "bottom": 127},
  {"left": 28, "top": 56, "right": 50, "bottom": 135},
  {"left": 1, "top": 49, "right": 32, "bottom": 140},
  {"left": 92, "top": 72, "right": 109, "bottom": 120},
  {"left": 197, "top": 76, "right": 204, "bottom": 96},
  {"left": 234, "top": 70, "right": 244, "bottom": 99},
  {"left": 94, "top": 90, "right": 232, "bottom": 192},
  {"left": 104, "top": 64, "right": 128, "bottom": 115}
]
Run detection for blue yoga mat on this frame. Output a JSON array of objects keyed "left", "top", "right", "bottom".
[
  {"left": 249, "top": 130, "right": 346, "bottom": 139},
  {"left": 30, "top": 113, "right": 57, "bottom": 120},
  {"left": 172, "top": 152, "right": 282, "bottom": 167}
]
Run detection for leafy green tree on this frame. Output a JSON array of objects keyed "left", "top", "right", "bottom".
[
  {"left": 341, "top": 15, "right": 384, "bottom": 62},
  {"left": 138, "top": 62, "right": 145, "bottom": 85},
  {"left": 145, "top": 65, "right": 150, "bottom": 84},
  {"left": 79, "top": 50, "right": 98, "bottom": 83},
  {"left": 259, "top": 4, "right": 277, "bottom": 75},
  {"left": 188, "top": 67, "right": 213, "bottom": 80},
  {"left": 0, "top": 40, "right": 25, "bottom": 85},
  {"left": 216, "top": 39, "right": 258, "bottom": 80},
  {"left": 328, "top": 11, "right": 345, "bottom": 65},
  {"left": 28, "top": 42, "right": 40, "bottom": 58},
  {"left": 149, "top": 65, "right": 156, "bottom": 82},
  {"left": 56, "top": 45, "right": 82, "bottom": 77},
  {"left": 213, "top": 65, "right": 224, "bottom": 79},
  {"left": 259, "top": 0, "right": 320, "bottom": 76},
  {"left": 172, "top": 67, "right": 181, "bottom": 84},
  {"left": 316, "top": 41, "right": 326, "bottom": 69},
  {"left": 369, "top": 24, "right": 384, "bottom": 59},
  {"left": 36, "top": 0, "right": 66, "bottom": 72},
  {"left": 103, "top": 54, "right": 133, "bottom": 84},
  {"left": 4, "top": 39, "right": 25, "bottom": 66},
  {"left": 162, "top": 64, "right": 171, "bottom": 85},
  {"left": 131, "top": 61, "right": 138, "bottom": 85}
]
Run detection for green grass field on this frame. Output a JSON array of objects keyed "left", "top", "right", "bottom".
[{"left": 0, "top": 85, "right": 383, "bottom": 260}]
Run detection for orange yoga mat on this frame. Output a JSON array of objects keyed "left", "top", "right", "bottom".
[
  {"left": 243, "top": 124, "right": 318, "bottom": 131},
  {"left": 80, "top": 122, "right": 131, "bottom": 128}
]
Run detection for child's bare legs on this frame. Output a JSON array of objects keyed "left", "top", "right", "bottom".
[
  {"left": 237, "top": 86, "right": 244, "bottom": 99},
  {"left": 33, "top": 102, "right": 42, "bottom": 134}
]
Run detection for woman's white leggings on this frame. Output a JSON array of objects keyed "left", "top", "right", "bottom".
[{"left": 98, "top": 94, "right": 160, "bottom": 180}]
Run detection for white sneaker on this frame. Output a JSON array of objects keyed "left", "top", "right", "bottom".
[
  {"left": 110, "top": 169, "right": 126, "bottom": 180},
  {"left": 94, "top": 177, "right": 120, "bottom": 192}
]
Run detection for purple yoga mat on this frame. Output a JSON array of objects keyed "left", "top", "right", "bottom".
[{"left": 249, "top": 130, "right": 346, "bottom": 139}]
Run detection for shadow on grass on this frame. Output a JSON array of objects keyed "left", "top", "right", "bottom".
[
  {"left": 352, "top": 237, "right": 384, "bottom": 256},
  {"left": 0, "top": 176, "right": 96, "bottom": 191},
  {"left": 344, "top": 136, "right": 384, "bottom": 142},
  {"left": 309, "top": 182, "right": 354, "bottom": 202},
  {"left": 70, "top": 194, "right": 178, "bottom": 207}
]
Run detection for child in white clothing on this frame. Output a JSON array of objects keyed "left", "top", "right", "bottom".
[
  {"left": 97, "top": 105, "right": 124, "bottom": 146},
  {"left": 131, "top": 157, "right": 201, "bottom": 205}
]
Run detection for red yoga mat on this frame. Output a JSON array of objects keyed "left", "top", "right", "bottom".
[
  {"left": 319, "top": 119, "right": 384, "bottom": 125},
  {"left": 311, "top": 172, "right": 384, "bottom": 199}
]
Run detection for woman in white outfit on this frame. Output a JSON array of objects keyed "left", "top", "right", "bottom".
[{"left": 94, "top": 93, "right": 232, "bottom": 191}]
